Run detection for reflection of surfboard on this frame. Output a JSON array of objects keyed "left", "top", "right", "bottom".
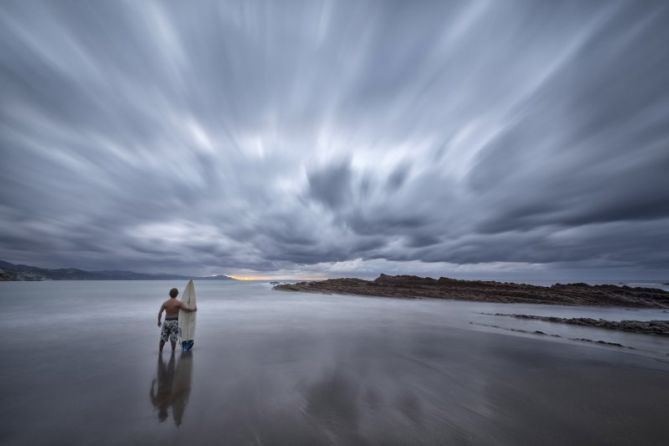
[
  {"left": 179, "top": 280, "right": 197, "bottom": 351},
  {"left": 172, "top": 351, "right": 193, "bottom": 426}
]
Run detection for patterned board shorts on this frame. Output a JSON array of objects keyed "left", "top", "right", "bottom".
[{"left": 160, "top": 319, "right": 180, "bottom": 343}]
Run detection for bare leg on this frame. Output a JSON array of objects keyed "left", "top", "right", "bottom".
[
  {"left": 159, "top": 340, "right": 165, "bottom": 353},
  {"left": 170, "top": 340, "right": 176, "bottom": 353}
]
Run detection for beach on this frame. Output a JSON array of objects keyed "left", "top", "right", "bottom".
[{"left": 1, "top": 280, "right": 668, "bottom": 445}]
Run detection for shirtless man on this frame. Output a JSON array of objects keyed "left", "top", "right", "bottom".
[{"left": 158, "top": 288, "right": 197, "bottom": 353}]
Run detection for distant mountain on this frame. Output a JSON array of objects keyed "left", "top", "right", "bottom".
[{"left": 0, "top": 260, "right": 235, "bottom": 281}]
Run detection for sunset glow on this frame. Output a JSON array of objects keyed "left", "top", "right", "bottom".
[{"left": 228, "top": 275, "right": 275, "bottom": 281}]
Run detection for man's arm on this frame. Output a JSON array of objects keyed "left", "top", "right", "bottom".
[
  {"left": 157, "top": 303, "right": 165, "bottom": 327},
  {"left": 179, "top": 301, "right": 197, "bottom": 312}
]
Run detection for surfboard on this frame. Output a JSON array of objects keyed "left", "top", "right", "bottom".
[{"left": 179, "top": 279, "right": 197, "bottom": 351}]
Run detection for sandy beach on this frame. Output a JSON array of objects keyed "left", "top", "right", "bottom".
[{"left": 1, "top": 280, "right": 668, "bottom": 445}]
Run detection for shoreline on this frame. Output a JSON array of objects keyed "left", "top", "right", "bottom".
[{"left": 273, "top": 274, "right": 669, "bottom": 309}]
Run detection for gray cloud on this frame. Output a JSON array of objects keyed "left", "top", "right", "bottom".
[
  {"left": 307, "top": 160, "right": 352, "bottom": 210},
  {"left": 1, "top": 0, "right": 668, "bottom": 279}
]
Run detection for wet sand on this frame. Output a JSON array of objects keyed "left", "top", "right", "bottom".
[{"left": 1, "top": 281, "right": 668, "bottom": 445}]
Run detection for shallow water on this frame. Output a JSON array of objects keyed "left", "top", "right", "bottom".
[{"left": 1, "top": 280, "right": 668, "bottom": 445}]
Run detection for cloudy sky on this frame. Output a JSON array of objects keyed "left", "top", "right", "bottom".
[{"left": 1, "top": 0, "right": 668, "bottom": 280}]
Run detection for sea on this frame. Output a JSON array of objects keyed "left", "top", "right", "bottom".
[{"left": 1, "top": 280, "right": 668, "bottom": 445}]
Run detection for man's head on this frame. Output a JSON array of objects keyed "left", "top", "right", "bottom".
[{"left": 169, "top": 288, "right": 178, "bottom": 299}]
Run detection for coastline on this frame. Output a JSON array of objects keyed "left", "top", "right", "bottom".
[{"left": 274, "top": 274, "right": 669, "bottom": 308}]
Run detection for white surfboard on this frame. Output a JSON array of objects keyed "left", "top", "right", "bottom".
[{"left": 179, "top": 280, "right": 197, "bottom": 347}]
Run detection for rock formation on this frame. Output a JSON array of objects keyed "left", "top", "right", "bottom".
[{"left": 274, "top": 274, "right": 669, "bottom": 308}]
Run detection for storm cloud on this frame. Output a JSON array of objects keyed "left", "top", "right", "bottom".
[{"left": 1, "top": 0, "right": 668, "bottom": 279}]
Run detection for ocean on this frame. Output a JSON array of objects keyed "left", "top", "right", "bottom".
[{"left": 1, "top": 280, "right": 668, "bottom": 445}]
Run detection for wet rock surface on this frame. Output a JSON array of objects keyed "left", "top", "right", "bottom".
[
  {"left": 274, "top": 274, "right": 669, "bottom": 308},
  {"left": 494, "top": 314, "right": 669, "bottom": 336}
]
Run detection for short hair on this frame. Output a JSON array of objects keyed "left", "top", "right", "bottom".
[{"left": 169, "top": 288, "right": 179, "bottom": 298}]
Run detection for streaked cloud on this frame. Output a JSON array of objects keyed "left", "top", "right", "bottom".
[{"left": 1, "top": 0, "right": 668, "bottom": 279}]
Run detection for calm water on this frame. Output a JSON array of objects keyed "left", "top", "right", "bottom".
[{"left": 1, "top": 280, "right": 668, "bottom": 445}]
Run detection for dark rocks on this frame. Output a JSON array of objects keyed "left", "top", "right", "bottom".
[
  {"left": 274, "top": 274, "right": 669, "bottom": 308},
  {"left": 496, "top": 314, "right": 669, "bottom": 336}
]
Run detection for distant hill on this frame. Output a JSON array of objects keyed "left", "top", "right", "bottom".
[{"left": 0, "top": 260, "right": 235, "bottom": 281}]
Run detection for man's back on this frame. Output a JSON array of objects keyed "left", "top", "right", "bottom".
[{"left": 162, "top": 298, "right": 182, "bottom": 318}]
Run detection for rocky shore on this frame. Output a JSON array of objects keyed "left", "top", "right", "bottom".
[
  {"left": 493, "top": 314, "right": 669, "bottom": 336},
  {"left": 274, "top": 274, "right": 669, "bottom": 308}
]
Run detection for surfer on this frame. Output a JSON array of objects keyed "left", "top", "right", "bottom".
[{"left": 158, "top": 288, "right": 197, "bottom": 353}]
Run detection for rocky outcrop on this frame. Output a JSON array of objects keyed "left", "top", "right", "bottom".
[
  {"left": 494, "top": 314, "right": 669, "bottom": 336},
  {"left": 274, "top": 274, "right": 669, "bottom": 308}
]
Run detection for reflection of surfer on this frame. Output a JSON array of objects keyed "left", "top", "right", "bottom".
[
  {"left": 149, "top": 352, "right": 194, "bottom": 426},
  {"left": 150, "top": 353, "right": 175, "bottom": 422}
]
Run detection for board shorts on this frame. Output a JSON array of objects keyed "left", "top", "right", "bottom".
[{"left": 160, "top": 319, "right": 180, "bottom": 343}]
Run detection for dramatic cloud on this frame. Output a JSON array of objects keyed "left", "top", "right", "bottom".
[{"left": 1, "top": 0, "right": 668, "bottom": 279}]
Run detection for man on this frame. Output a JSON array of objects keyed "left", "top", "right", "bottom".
[{"left": 158, "top": 288, "right": 197, "bottom": 353}]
